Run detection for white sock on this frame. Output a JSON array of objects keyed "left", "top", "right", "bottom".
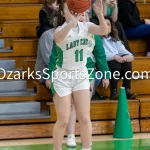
[
  {"left": 67, "top": 134, "right": 75, "bottom": 138},
  {"left": 147, "top": 52, "right": 150, "bottom": 56}
]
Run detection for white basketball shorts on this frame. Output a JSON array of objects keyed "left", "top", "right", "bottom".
[{"left": 51, "top": 66, "right": 90, "bottom": 97}]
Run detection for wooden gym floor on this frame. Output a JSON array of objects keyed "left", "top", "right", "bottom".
[{"left": 1, "top": 133, "right": 150, "bottom": 149}]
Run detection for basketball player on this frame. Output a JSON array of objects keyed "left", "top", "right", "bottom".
[
  {"left": 48, "top": 0, "right": 108, "bottom": 150},
  {"left": 66, "top": 12, "right": 110, "bottom": 147}
]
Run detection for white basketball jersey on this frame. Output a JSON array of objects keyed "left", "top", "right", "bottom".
[{"left": 55, "top": 21, "right": 94, "bottom": 70}]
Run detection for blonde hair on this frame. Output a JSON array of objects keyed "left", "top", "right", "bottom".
[{"left": 85, "top": 12, "right": 90, "bottom": 22}]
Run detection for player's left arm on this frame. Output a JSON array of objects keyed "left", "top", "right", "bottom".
[
  {"left": 93, "top": 35, "right": 110, "bottom": 79},
  {"left": 93, "top": 35, "right": 110, "bottom": 89},
  {"left": 89, "top": 0, "right": 108, "bottom": 36}
]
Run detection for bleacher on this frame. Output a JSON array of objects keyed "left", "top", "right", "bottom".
[{"left": 0, "top": 0, "right": 149, "bottom": 140}]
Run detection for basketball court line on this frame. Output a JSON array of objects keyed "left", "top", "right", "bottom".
[{"left": 0, "top": 133, "right": 150, "bottom": 147}]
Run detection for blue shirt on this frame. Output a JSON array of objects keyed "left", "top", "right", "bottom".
[{"left": 102, "top": 36, "right": 133, "bottom": 61}]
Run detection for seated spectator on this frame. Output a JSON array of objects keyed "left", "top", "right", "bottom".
[
  {"left": 36, "top": 0, "right": 58, "bottom": 38},
  {"left": 118, "top": 0, "right": 150, "bottom": 56},
  {"left": 102, "top": 16, "right": 137, "bottom": 100},
  {"left": 91, "top": 0, "right": 131, "bottom": 52},
  {"left": 35, "top": 28, "right": 55, "bottom": 83}
]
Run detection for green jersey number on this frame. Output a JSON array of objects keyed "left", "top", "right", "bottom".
[{"left": 75, "top": 49, "right": 83, "bottom": 62}]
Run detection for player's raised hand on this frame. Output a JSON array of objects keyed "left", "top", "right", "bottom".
[
  {"left": 64, "top": 3, "right": 78, "bottom": 28},
  {"left": 93, "top": 0, "right": 103, "bottom": 16}
]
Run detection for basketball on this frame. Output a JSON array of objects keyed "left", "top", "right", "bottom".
[{"left": 66, "top": 0, "right": 92, "bottom": 14}]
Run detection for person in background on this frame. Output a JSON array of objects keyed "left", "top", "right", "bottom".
[
  {"left": 91, "top": 0, "right": 132, "bottom": 52},
  {"left": 102, "top": 16, "right": 137, "bottom": 100},
  {"left": 118, "top": 0, "right": 150, "bottom": 56},
  {"left": 36, "top": 0, "right": 59, "bottom": 38},
  {"left": 35, "top": 29, "right": 55, "bottom": 83},
  {"left": 90, "top": 0, "right": 133, "bottom": 99}
]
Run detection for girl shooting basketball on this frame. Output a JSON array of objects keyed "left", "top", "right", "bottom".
[
  {"left": 66, "top": 12, "right": 110, "bottom": 147},
  {"left": 49, "top": 0, "right": 108, "bottom": 149}
]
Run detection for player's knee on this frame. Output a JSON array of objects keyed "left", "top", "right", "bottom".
[
  {"left": 57, "top": 117, "right": 69, "bottom": 128},
  {"left": 79, "top": 114, "right": 90, "bottom": 125}
]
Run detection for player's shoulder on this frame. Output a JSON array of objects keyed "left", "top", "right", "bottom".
[
  {"left": 78, "top": 21, "right": 93, "bottom": 27},
  {"left": 55, "top": 22, "right": 67, "bottom": 32},
  {"left": 78, "top": 22, "right": 93, "bottom": 33}
]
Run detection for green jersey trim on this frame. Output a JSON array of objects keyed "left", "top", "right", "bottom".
[
  {"left": 86, "top": 57, "right": 95, "bottom": 70},
  {"left": 56, "top": 45, "right": 63, "bottom": 68},
  {"left": 47, "top": 42, "right": 58, "bottom": 79},
  {"left": 50, "top": 78, "right": 56, "bottom": 96}
]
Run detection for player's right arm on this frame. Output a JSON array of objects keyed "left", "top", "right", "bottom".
[
  {"left": 54, "top": 23, "right": 75, "bottom": 43},
  {"left": 54, "top": 4, "right": 78, "bottom": 43},
  {"left": 93, "top": 35, "right": 110, "bottom": 79}
]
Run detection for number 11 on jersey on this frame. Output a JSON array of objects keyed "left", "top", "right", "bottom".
[{"left": 75, "top": 49, "right": 83, "bottom": 62}]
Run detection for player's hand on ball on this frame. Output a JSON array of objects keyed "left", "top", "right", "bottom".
[
  {"left": 46, "top": 79, "right": 51, "bottom": 89},
  {"left": 64, "top": 4, "right": 78, "bottom": 28},
  {"left": 102, "top": 79, "right": 109, "bottom": 89},
  {"left": 93, "top": 0, "right": 103, "bottom": 16}
]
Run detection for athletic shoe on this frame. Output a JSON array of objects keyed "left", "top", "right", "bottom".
[
  {"left": 67, "top": 136, "right": 76, "bottom": 147},
  {"left": 147, "top": 52, "right": 150, "bottom": 57}
]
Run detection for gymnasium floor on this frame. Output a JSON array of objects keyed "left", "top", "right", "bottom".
[{"left": 1, "top": 133, "right": 150, "bottom": 150}]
